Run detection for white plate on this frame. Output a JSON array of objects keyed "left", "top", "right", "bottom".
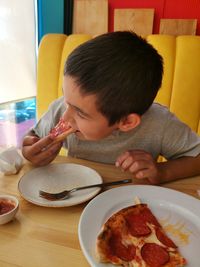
[
  {"left": 18, "top": 163, "right": 102, "bottom": 207},
  {"left": 78, "top": 185, "right": 200, "bottom": 267}
]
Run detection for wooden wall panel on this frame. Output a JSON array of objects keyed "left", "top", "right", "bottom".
[
  {"left": 108, "top": 0, "right": 200, "bottom": 35},
  {"left": 114, "top": 9, "right": 154, "bottom": 36},
  {"left": 73, "top": 0, "right": 108, "bottom": 35},
  {"left": 159, "top": 19, "right": 197, "bottom": 35}
]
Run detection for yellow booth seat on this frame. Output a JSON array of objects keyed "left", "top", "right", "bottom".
[{"left": 37, "top": 34, "right": 200, "bottom": 136}]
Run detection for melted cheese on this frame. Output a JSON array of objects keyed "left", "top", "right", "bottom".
[
  {"left": 160, "top": 217, "right": 192, "bottom": 245},
  {"left": 163, "top": 222, "right": 190, "bottom": 245}
]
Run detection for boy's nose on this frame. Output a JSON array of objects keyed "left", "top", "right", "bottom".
[{"left": 62, "top": 106, "right": 74, "bottom": 122}]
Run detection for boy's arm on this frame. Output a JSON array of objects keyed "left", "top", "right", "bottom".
[
  {"left": 116, "top": 150, "right": 200, "bottom": 184},
  {"left": 157, "top": 154, "right": 200, "bottom": 183},
  {"left": 22, "top": 130, "right": 62, "bottom": 166}
]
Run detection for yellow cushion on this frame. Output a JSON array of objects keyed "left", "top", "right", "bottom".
[
  {"left": 37, "top": 34, "right": 67, "bottom": 119},
  {"left": 170, "top": 36, "right": 200, "bottom": 132},
  {"left": 147, "top": 35, "right": 176, "bottom": 107}
]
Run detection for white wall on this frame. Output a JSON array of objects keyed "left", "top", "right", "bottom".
[{"left": 0, "top": 0, "right": 37, "bottom": 104}]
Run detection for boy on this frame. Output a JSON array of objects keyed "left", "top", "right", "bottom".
[{"left": 22, "top": 31, "right": 200, "bottom": 184}]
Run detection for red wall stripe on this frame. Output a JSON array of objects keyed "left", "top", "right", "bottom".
[{"left": 108, "top": 0, "right": 200, "bottom": 34}]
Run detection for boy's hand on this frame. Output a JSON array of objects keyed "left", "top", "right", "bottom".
[
  {"left": 116, "top": 150, "right": 161, "bottom": 184},
  {"left": 22, "top": 135, "right": 62, "bottom": 166}
]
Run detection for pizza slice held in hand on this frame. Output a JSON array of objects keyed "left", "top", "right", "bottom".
[
  {"left": 96, "top": 203, "right": 187, "bottom": 267},
  {"left": 49, "top": 118, "right": 75, "bottom": 144}
]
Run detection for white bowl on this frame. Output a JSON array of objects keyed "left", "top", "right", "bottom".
[{"left": 0, "top": 195, "right": 19, "bottom": 225}]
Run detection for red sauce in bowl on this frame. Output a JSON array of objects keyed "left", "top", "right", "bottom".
[{"left": 0, "top": 199, "right": 16, "bottom": 215}]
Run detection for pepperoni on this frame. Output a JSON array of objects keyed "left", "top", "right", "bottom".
[
  {"left": 141, "top": 207, "right": 161, "bottom": 227},
  {"left": 125, "top": 206, "right": 160, "bottom": 236},
  {"left": 156, "top": 228, "right": 177, "bottom": 248},
  {"left": 125, "top": 213, "right": 151, "bottom": 236},
  {"left": 141, "top": 243, "right": 169, "bottom": 267},
  {"left": 109, "top": 232, "right": 136, "bottom": 261},
  {"left": 50, "top": 118, "right": 70, "bottom": 137}
]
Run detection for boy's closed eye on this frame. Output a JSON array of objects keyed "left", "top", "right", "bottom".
[
  {"left": 66, "top": 102, "right": 91, "bottom": 120},
  {"left": 72, "top": 106, "right": 91, "bottom": 119},
  {"left": 76, "top": 110, "right": 87, "bottom": 119}
]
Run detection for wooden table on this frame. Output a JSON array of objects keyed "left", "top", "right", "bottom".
[{"left": 0, "top": 155, "right": 200, "bottom": 267}]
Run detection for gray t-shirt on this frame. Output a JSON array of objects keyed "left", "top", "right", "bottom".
[{"left": 33, "top": 97, "right": 200, "bottom": 164}]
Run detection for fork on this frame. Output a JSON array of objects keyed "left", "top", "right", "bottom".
[{"left": 39, "top": 178, "right": 132, "bottom": 201}]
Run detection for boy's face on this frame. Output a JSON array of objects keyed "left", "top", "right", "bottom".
[{"left": 62, "top": 75, "right": 119, "bottom": 140}]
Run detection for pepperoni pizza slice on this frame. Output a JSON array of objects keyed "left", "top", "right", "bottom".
[
  {"left": 96, "top": 203, "right": 186, "bottom": 267},
  {"left": 49, "top": 118, "right": 75, "bottom": 144}
]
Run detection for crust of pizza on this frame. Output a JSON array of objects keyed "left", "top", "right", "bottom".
[
  {"left": 96, "top": 213, "right": 127, "bottom": 265},
  {"left": 96, "top": 204, "right": 187, "bottom": 267}
]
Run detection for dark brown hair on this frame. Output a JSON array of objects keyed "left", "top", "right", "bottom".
[{"left": 64, "top": 31, "right": 163, "bottom": 125}]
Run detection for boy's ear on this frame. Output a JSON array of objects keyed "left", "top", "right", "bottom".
[{"left": 118, "top": 113, "right": 141, "bottom": 132}]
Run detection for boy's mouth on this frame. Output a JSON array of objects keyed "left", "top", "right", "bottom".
[
  {"left": 75, "top": 129, "right": 81, "bottom": 135},
  {"left": 75, "top": 130, "right": 85, "bottom": 139}
]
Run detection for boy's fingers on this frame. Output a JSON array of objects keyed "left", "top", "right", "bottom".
[
  {"left": 31, "top": 142, "right": 62, "bottom": 166},
  {"left": 116, "top": 150, "right": 152, "bottom": 167},
  {"left": 120, "top": 156, "right": 134, "bottom": 170},
  {"left": 115, "top": 151, "right": 131, "bottom": 166},
  {"left": 127, "top": 160, "right": 159, "bottom": 184},
  {"left": 23, "top": 135, "right": 40, "bottom": 146},
  {"left": 129, "top": 160, "right": 151, "bottom": 173},
  {"left": 37, "top": 142, "right": 62, "bottom": 159},
  {"left": 30, "top": 135, "right": 60, "bottom": 154}
]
